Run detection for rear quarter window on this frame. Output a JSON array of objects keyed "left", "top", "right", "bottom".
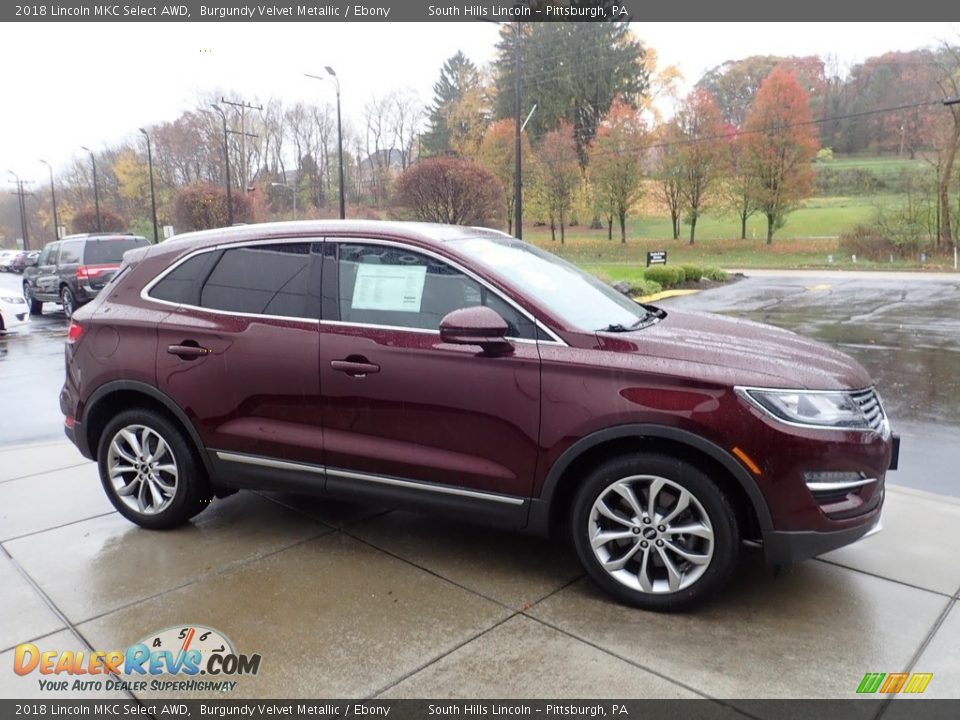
[
  {"left": 148, "top": 252, "right": 220, "bottom": 305},
  {"left": 83, "top": 238, "right": 150, "bottom": 265}
]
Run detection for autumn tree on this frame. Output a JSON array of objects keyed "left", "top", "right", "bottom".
[
  {"left": 722, "top": 129, "right": 760, "bottom": 239},
  {"left": 394, "top": 157, "right": 504, "bottom": 227},
  {"left": 675, "top": 89, "right": 725, "bottom": 244},
  {"left": 174, "top": 183, "right": 253, "bottom": 231},
  {"left": 930, "top": 43, "right": 960, "bottom": 249},
  {"left": 743, "top": 69, "right": 819, "bottom": 243},
  {"left": 423, "top": 51, "right": 482, "bottom": 156},
  {"left": 536, "top": 124, "right": 581, "bottom": 243},
  {"left": 71, "top": 206, "right": 127, "bottom": 234},
  {"left": 651, "top": 123, "right": 684, "bottom": 240},
  {"left": 589, "top": 98, "right": 646, "bottom": 243},
  {"left": 477, "top": 119, "right": 533, "bottom": 234}
]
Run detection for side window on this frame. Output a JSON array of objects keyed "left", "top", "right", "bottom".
[
  {"left": 149, "top": 252, "right": 220, "bottom": 305},
  {"left": 335, "top": 243, "right": 536, "bottom": 339},
  {"left": 38, "top": 244, "right": 58, "bottom": 266},
  {"left": 58, "top": 241, "right": 83, "bottom": 265},
  {"left": 199, "top": 243, "right": 315, "bottom": 319}
]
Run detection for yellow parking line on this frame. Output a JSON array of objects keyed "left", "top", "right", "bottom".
[{"left": 634, "top": 289, "right": 701, "bottom": 303}]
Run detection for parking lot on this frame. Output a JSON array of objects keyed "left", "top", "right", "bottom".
[{"left": 1, "top": 268, "right": 958, "bottom": 703}]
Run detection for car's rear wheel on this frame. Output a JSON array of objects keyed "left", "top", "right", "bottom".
[
  {"left": 97, "top": 409, "right": 211, "bottom": 529},
  {"left": 571, "top": 453, "right": 739, "bottom": 611},
  {"left": 24, "top": 285, "right": 42, "bottom": 316},
  {"left": 60, "top": 286, "right": 75, "bottom": 319}
]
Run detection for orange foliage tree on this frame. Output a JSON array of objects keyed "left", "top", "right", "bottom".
[
  {"left": 675, "top": 89, "right": 726, "bottom": 245},
  {"left": 589, "top": 97, "right": 646, "bottom": 244},
  {"left": 477, "top": 119, "right": 533, "bottom": 235},
  {"left": 743, "top": 68, "right": 819, "bottom": 243},
  {"left": 537, "top": 123, "right": 581, "bottom": 244}
]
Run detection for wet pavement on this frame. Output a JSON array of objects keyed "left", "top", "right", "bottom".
[
  {"left": 1, "top": 269, "right": 959, "bottom": 701},
  {"left": 659, "top": 271, "right": 960, "bottom": 497}
]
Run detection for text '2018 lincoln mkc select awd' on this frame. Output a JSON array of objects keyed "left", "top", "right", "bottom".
[{"left": 60, "top": 220, "right": 899, "bottom": 610}]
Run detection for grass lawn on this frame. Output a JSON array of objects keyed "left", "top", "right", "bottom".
[{"left": 523, "top": 194, "right": 950, "bottom": 271}]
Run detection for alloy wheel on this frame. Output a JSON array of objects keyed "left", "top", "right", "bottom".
[
  {"left": 106, "top": 424, "right": 179, "bottom": 515},
  {"left": 588, "top": 474, "right": 715, "bottom": 594}
]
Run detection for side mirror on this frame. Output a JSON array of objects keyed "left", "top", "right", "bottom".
[
  {"left": 439, "top": 306, "right": 513, "bottom": 355},
  {"left": 25, "top": 255, "right": 38, "bottom": 267}
]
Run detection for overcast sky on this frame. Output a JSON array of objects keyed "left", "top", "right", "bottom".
[{"left": 1, "top": 22, "right": 957, "bottom": 181}]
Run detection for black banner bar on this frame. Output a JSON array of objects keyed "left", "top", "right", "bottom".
[
  {"left": 1, "top": 700, "right": 960, "bottom": 720},
  {"left": 1, "top": 0, "right": 954, "bottom": 22}
]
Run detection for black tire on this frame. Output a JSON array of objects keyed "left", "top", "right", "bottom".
[
  {"left": 24, "top": 285, "right": 43, "bottom": 316},
  {"left": 571, "top": 453, "right": 739, "bottom": 611},
  {"left": 60, "top": 286, "right": 76, "bottom": 319},
  {"left": 97, "top": 408, "right": 212, "bottom": 529}
]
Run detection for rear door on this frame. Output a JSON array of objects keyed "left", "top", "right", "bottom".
[
  {"left": 151, "top": 240, "right": 325, "bottom": 489},
  {"left": 317, "top": 238, "right": 542, "bottom": 523}
]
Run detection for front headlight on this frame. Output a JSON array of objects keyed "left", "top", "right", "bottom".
[
  {"left": 0, "top": 296, "right": 25, "bottom": 305},
  {"left": 736, "top": 387, "right": 869, "bottom": 429}
]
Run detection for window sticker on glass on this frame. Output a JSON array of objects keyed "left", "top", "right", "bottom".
[{"left": 351, "top": 263, "right": 427, "bottom": 312}]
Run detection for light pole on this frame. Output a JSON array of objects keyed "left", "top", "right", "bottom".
[
  {"left": 80, "top": 146, "right": 101, "bottom": 233},
  {"left": 210, "top": 105, "right": 234, "bottom": 226},
  {"left": 38, "top": 160, "right": 59, "bottom": 240},
  {"left": 270, "top": 182, "right": 296, "bottom": 220},
  {"left": 6, "top": 170, "right": 29, "bottom": 250},
  {"left": 138, "top": 129, "right": 159, "bottom": 243},
  {"left": 305, "top": 68, "right": 345, "bottom": 219}
]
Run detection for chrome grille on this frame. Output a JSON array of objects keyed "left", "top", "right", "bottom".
[{"left": 851, "top": 388, "right": 886, "bottom": 432}]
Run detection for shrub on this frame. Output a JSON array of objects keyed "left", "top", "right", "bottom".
[
  {"left": 72, "top": 206, "right": 126, "bottom": 233},
  {"left": 673, "top": 267, "right": 686, "bottom": 283},
  {"left": 174, "top": 183, "right": 253, "bottom": 231},
  {"left": 703, "top": 266, "right": 729, "bottom": 282},
  {"left": 680, "top": 264, "right": 703, "bottom": 282},
  {"left": 644, "top": 266, "right": 680, "bottom": 288},
  {"left": 631, "top": 279, "right": 663, "bottom": 296},
  {"left": 395, "top": 157, "right": 505, "bottom": 227}
]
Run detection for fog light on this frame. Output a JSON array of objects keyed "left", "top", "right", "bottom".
[{"left": 804, "top": 471, "right": 876, "bottom": 493}]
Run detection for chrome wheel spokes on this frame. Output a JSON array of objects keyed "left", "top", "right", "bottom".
[{"left": 107, "top": 424, "right": 179, "bottom": 515}]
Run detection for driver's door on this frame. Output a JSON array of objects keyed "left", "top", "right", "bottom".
[{"left": 317, "top": 239, "right": 542, "bottom": 519}]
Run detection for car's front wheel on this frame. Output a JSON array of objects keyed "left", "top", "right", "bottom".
[
  {"left": 97, "top": 409, "right": 211, "bottom": 529},
  {"left": 571, "top": 453, "right": 739, "bottom": 611}
]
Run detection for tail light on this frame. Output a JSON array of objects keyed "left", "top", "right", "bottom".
[
  {"left": 76, "top": 266, "right": 110, "bottom": 281},
  {"left": 76, "top": 266, "right": 90, "bottom": 281},
  {"left": 66, "top": 321, "right": 85, "bottom": 344}
]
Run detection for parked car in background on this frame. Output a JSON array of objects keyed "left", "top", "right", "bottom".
[
  {"left": 0, "top": 250, "right": 23, "bottom": 272},
  {"left": 60, "top": 220, "right": 898, "bottom": 610},
  {"left": 23, "top": 234, "right": 150, "bottom": 318},
  {"left": 0, "top": 290, "right": 29, "bottom": 333},
  {"left": 10, "top": 251, "right": 40, "bottom": 274}
]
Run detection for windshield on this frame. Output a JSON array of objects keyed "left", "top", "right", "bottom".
[
  {"left": 84, "top": 238, "right": 149, "bottom": 265},
  {"left": 451, "top": 236, "right": 647, "bottom": 332}
]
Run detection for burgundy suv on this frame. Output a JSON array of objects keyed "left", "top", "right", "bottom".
[{"left": 60, "top": 221, "right": 898, "bottom": 610}]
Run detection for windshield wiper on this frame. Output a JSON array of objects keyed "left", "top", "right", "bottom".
[{"left": 602, "top": 311, "right": 654, "bottom": 333}]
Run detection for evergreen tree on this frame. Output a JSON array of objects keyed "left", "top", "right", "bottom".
[{"left": 422, "top": 51, "right": 482, "bottom": 156}]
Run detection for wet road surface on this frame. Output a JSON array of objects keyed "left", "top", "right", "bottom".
[
  {"left": 1, "top": 269, "right": 957, "bottom": 495},
  {"left": 661, "top": 271, "right": 960, "bottom": 497}
]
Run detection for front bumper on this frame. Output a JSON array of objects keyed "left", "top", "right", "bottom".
[{"left": 763, "top": 506, "right": 883, "bottom": 566}]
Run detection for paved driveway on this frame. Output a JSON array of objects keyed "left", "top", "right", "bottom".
[{"left": 1, "top": 270, "right": 958, "bottom": 702}]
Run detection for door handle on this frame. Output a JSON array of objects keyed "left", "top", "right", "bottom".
[
  {"left": 331, "top": 358, "right": 380, "bottom": 377},
  {"left": 167, "top": 343, "right": 211, "bottom": 359}
]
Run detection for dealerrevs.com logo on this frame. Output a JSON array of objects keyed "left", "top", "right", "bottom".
[{"left": 13, "top": 625, "right": 261, "bottom": 693}]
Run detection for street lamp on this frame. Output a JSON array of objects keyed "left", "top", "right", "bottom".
[
  {"left": 80, "top": 146, "right": 102, "bottom": 233},
  {"left": 38, "top": 160, "right": 59, "bottom": 240},
  {"left": 210, "top": 105, "right": 234, "bottom": 226},
  {"left": 305, "top": 68, "right": 345, "bottom": 219},
  {"left": 270, "top": 182, "right": 296, "bottom": 220},
  {"left": 138, "top": 129, "right": 159, "bottom": 243},
  {"left": 6, "top": 170, "right": 29, "bottom": 250}
]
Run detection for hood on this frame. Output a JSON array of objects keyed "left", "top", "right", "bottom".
[{"left": 598, "top": 309, "right": 873, "bottom": 391}]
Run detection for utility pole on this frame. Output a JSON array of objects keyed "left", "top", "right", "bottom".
[
  {"left": 39, "top": 160, "right": 59, "bottom": 240},
  {"left": 80, "top": 146, "right": 102, "bottom": 233},
  {"left": 209, "top": 106, "right": 258, "bottom": 227},
  {"left": 220, "top": 97, "right": 263, "bottom": 192},
  {"left": 6, "top": 172, "right": 34, "bottom": 251},
  {"left": 139, "top": 129, "right": 159, "bottom": 243},
  {"left": 513, "top": 22, "right": 523, "bottom": 240}
]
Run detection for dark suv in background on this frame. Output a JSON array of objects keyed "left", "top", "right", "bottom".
[
  {"left": 60, "top": 221, "right": 898, "bottom": 610},
  {"left": 23, "top": 233, "right": 150, "bottom": 317}
]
